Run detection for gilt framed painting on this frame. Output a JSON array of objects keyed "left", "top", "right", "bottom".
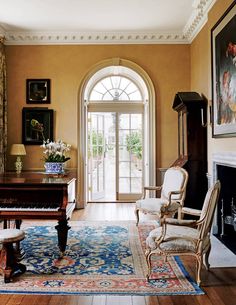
[
  {"left": 211, "top": 2, "right": 236, "bottom": 137},
  {"left": 22, "top": 108, "right": 54, "bottom": 145}
]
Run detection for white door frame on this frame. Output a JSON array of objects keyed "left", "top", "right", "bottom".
[{"left": 78, "top": 58, "right": 156, "bottom": 206}]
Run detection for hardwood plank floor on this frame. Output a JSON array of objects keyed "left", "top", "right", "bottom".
[{"left": 1, "top": 202, "right": 236, "bottom": 305}]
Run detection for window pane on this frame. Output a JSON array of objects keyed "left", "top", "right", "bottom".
[
  {"left": 131, "top": 114, "right": 142, "bottom": 129},
  {"left": 119, "top": 161, "right": 130, "bottom": 176},
  {"left": 119, "top": 114, "right": 130, "bottom": 130},
  {"left": 131, "top": 161, "right": 142, "bottom": 177},
  {"left": 125, "top": 82, "right": 138, "bottom": 94},
  {"left": 90, "top": 91, "right": 103, "bottom": 100},
  {"left": 98, "top": 116, "right": 103, "bottom": 131},
  {"left": 98, "top": 162, "right": 104, "bottom": 191},
  {"left": 119, "top": 77, "right": 130, "bottom": 90},
  {"left": 93, "top": 82, "right": 106, "bottom": 94},
  {"left": 89, "top": 76, "right": 142, "bottom": 101},
  {"left": 119, "top": 145, "right": 130, "bottom": 161},
  {"left": 119, "top": 178, "right": 130, "bottom": 193},
  {"left": 119, "top": 92, "right": 130, "bottom": 100},
  {"left": 131, "top": 178, "right": 142, "bottom": 193},
  {"left": 110, "top": 76, "right": 121, "bottom": 88},
  {"left": 129, "top": 91, "right": 142, "bottom": 100}
]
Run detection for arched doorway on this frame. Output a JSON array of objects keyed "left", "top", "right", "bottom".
[{"left": 78, "top": 58, "right": 156, "bottom": 204}]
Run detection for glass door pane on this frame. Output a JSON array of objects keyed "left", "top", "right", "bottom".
[
  {"left": 117, "top": 113, "right": 143, "bottom": 200},
  {"left": 88, "top": 112, "right": 116, "bottom": 201},
  {"left": 88, "top": 113, "right": 105, "bottom": 200}
]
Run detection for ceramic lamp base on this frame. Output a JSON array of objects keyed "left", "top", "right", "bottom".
[{"left": 15, "top": 156, "right": 23, "bottom": 174}]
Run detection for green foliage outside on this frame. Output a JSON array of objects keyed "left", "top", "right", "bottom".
[
  {"left": 88, "top": 130, "right": 104, "bottom": 158},
  {"left": 126, "top": 131, "right": 142, "bottom": 159}
]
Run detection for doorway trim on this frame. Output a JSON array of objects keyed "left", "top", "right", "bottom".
[{"left": 78, "top": 58, "right": 156, "bottom": 206}]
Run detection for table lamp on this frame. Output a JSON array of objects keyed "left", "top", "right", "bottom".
[{"left": 10, "top": 144, "right": 26, "bottom": 174}]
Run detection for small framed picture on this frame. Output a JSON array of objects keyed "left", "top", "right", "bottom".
[
  {"left": 26, "top": 79, "right": 51, "bottom": 104},
  {"left": 22, "top": 107, "right": 54, "bottom": 145}
]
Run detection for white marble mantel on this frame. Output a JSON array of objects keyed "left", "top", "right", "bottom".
[
  {"left": 211, "top": 151, "right": 236, "bottom": 234},
  {"left": 212, "top": 152, "right": 236, "bottom": 173},
  {"left": 212, "top": 152, "right": 236, "bottom": 184}
]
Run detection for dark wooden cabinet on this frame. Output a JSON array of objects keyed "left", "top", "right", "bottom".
[{"left": 171, "top": 92, "right": 208, "bottom": 210}]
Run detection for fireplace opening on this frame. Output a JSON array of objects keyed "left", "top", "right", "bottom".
[{"left": 215, "top": 164, "right": 236, "bottom": 254}]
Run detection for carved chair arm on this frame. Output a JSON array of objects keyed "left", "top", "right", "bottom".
[
  {"left": 166, "top": 189, "right": 184, "bottom": 207},
  {"left": 181, "top": 207, "right": 201, "bottom": 217},
  {"left": 164, "top": 218, "right": 197, "bottom": 227},
  {"left": 143, "top": 186, "right": 162, "bottom": 199}
]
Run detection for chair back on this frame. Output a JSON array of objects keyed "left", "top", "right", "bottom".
[
  {"left": 198, "top": 180, "right": 221, "bottom": 240},
  {"left": 161, "top": 166, "right": 188, "bottom": 201}
]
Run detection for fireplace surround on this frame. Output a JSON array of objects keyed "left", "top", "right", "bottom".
[{"left": 212, "top": 152, "right": 236, "bottom": 254}]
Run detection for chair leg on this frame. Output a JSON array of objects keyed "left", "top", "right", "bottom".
[
  {"left": 204, "top": 243, "right": 211, "bottom": 271},
  {"left": 145, "top": 249, "right": 152, "bottom": 281},
  {"left": 196, "top": 254, "right": 203, "bottom": 286},
  {"left": 135, "top": 208, "right": 140, "bottom": 226}
]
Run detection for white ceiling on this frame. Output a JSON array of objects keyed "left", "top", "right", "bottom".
[{"left": 0, "top": 0, "right": 216, "bottom": 45}]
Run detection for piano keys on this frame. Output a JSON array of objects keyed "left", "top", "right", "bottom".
[{"left": 0, "top": 171, "right": 76, "bottom": 255}]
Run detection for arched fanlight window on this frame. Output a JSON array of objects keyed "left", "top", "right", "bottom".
[{"left": 89, "top": 76, "right": 142, "bottom": 101}]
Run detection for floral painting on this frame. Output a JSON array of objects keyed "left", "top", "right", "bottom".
[{"left": 212, "top": 2, "right": 236, "bottom": 137}]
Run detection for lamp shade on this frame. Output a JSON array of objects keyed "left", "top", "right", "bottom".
[{"left": 10, "top": 144, "right": 26, "bottom": 156}]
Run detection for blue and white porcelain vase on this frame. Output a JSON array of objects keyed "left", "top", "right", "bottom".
[{"left": 44, "top": 162, "right": 65, "bottom": 174}]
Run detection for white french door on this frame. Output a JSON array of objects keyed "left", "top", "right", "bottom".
[
  {"left": 117, "top": 113, "right": 143, "bottom": 201},
  {"left": 88, "top": 113, "right": 105, "bottom": 200},
  {"left": 87, "top": 111, "right": 143, "bottom": 201}
]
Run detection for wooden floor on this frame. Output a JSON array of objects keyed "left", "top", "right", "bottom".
[{"left": 1, "top": 202, "right": 236, "bottom": 305}]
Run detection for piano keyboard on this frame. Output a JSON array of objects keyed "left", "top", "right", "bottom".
[{"left": 0, "top": 202, "right": 60, "bottom": 212}]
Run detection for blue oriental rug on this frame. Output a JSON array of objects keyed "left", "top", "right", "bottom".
[{"left": 0, "top": 221, "right": 204, "bottom": 295}]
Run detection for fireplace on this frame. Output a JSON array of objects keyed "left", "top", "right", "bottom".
[{"left": 212, "top": 153, "right": 236, "bottom": 254}]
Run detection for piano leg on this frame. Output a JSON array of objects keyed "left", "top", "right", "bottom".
[
  {"left": 55, "top": 219, "right": 71, "bottom": 257},
  {"left": 15, "top": 220, "right": 22, "bottom": 229}
]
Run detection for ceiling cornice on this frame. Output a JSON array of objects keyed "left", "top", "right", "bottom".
[
  {"left": 183, "top": 0, "right": 217, "bottom": 42},
  {"left": 3, "top": 31, "right": 188, "bottom": 45},
  {"left": 1, "top": 0, "right": 216, "bottom": 45}
]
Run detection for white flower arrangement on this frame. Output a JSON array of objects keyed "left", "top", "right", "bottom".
[{"left": 41, "top": 139, "right": 71, "bottom": 163}]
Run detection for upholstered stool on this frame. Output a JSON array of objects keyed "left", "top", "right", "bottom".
[{"left": 0, "top": 229, "right": 26, "bottom": 283}]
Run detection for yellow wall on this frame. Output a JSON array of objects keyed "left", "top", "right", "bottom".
[
  {"left": 190, "top": 0, "right": 236, "bottom": 175},
  {"left": 6, "top": 44, "right": 190, "bottom": 171}
]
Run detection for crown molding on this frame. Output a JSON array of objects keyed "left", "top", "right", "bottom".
[
  {"left": 3, "top": 31, "right": 188, "bottom": 45},
  {"left": 1, "top": 0, "right": 216, "bottom": 45},
  {"left": 183, "top": 0, "right": 217, "bottom": 42}
]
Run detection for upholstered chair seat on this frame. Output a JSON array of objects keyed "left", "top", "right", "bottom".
[
  {"left": 136, "top": 198, "right": 181, "bottom": 215},
  {"left": 146, "top": 223, "right": 209, "bottom": 252}
]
